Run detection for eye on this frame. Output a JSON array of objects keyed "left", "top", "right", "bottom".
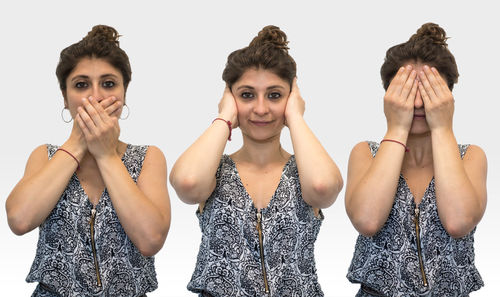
[
  {"left": 241, "top": 92, "right": 254, "bottom": 99},
  {"left": 102, "top": 80, "right": 116, "bottom": 88},
  {"left": 75, "top": 81, "right": 88, "bottom": 89},
  {"left": 268, "top": 92, "right": 281, "bottom": 100}
]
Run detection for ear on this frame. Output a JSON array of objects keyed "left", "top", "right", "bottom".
[{"left": 62, "top": 90, "right": 68, "bottom": 108}]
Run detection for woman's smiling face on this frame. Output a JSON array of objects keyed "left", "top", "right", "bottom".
[{"left": 232, "top": 68, "right": 290, "bottom": 142}]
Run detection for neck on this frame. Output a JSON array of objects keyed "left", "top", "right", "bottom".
[
  {"left": 404, "top": 132, "right": 433, "bottom": 167},
  {"left": 234, "top": 133, "right": 288, "bottom": 167}
]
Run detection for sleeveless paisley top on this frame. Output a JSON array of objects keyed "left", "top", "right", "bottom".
[
  {"left": 347, "top": 142, "right": 483, "bottom": 297},
  {"left": 187, "top": 155, "right": 324, "bottom": 297},
  {"left": 27, "top": 144, "right": 157, "bottom": 297}
]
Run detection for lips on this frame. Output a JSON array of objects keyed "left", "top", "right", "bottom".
[
  {"left": 414, "top": 114, "right": 426, "bottom": 118},
  {"left": 250, "top": 120, "right": 273, "bottom": 126}
]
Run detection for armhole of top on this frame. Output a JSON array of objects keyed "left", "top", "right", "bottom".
[
  {"left": 458, "top": 144, "right": 470, "bottom": 160},
  {"left": 366, "top": 141, "right": 380, "bottom": 158},
  {"left": 197, "top": 155, "right": 228, "bottom": 216},
  {"left": 46, "top": 144, "right": 59, "bottom": 160}
]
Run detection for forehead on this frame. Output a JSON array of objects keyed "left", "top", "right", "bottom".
[
  {"left": 69, "top": 57, "right": 122, "bottom": 78},
  {"left": 233, "top": 68, "right": 288, "bottom": 90}
]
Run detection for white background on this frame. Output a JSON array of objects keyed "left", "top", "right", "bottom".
[{"left": 1, "top": 1, "right": 498, "bottom": 296}]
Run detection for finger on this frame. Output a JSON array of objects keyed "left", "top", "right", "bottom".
[
  {"left": 386, "top": 66, "right": 405, "bottom": 94},
  {"left": 99, "top": 96, "right": 117, "bottom": 110},
  {"left": 401, "top": 70, "right": 417, "bottom": 100},
  {"left": 422, "top": 65, "right": 442, "bottom": 98},
  {"left": 406, "top": 78, "right": 418, "bottom": 106},
  {"left": 82, "top": 97, "right": 105, "bottom": 126},
  {"left": 76, "top": 113, "right": 92, "bottom": 139},
  {"left": 104, "top": 100, "right": 123, "bottom": 117},
  {"left": 395, "top": 65, "right": 413, "bottom": 95},
  {"left": 418, "top": 68, "right": 437, "bottom": 101},
  {"left": 431, "top": 67, "right": 449, "bottom": 93},
  {"left": 292, "top": 77, "right": 299, "bottom": 93},
  {"left": 89, "top": 96, "right": 109, "bottom": 119},
  {"left": 77, "top": 106, "right": 98, "bottom": 134},
  {"left": 418, "top": 81, "right": 432, "bottom": 107}
]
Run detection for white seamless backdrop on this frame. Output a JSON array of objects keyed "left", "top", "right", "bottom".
[{"left": 0, "top": 1, "right": 498, "bottom": 296}]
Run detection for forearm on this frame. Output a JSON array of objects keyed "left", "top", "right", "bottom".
[
  {"left": 431, "top": 129, "right": 483, "bottom": 236},
  {"left": 6, "top": 144, "right": 83, "bottom": 235},
  {"left": 170, "top": 120, "right": 229, "bottom": 204},
  {"left": 287, "top": 116, "right": 342, "bottom": 208},
  {"left": 97, "top": 154, "right": 168, "bottom": 256},
  {"left": 346, "top": 131, "right": 407, "bottom": 235}
]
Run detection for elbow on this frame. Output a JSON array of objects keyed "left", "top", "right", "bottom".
[
  {"left": 170, "top": 174, "right": 205, "bottom": 205},
  {"left": 442, "top": 217, "right": 477, "bottom": 239},
  {"left": 346, "top": 206, "right": 384, "bottom": 237},
  {"left": 7, "top": 214, "right": 33, "bottom": 236},
  {"left": 353, "top": 220, "right": 383, "bottom": 237},
  {"left": 137, "top": 229, "right": 168, "bottom": 257},
  {"left": 306, "top": 177, "right": 344, "bottom": 209}
]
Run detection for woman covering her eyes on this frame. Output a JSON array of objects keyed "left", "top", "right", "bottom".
[
  {"left": 5, "top": 25, "right": 171, "bottom": 297},
  {"left": 345, "top": 23, "right": 486, "bottom": 297},
  {"left": 170, "top": 25, "right": 343, "bottom": 297}
]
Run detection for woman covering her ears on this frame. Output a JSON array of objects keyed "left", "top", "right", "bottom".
[
  {"left": 345, "top": 23, "right": 486, "bottom": 297},
  {"left": 170, "top": 25, "right": 343, "bottom": 296},
  {"left": 6, "top": 25, "right": 171, "bottom": 297}
]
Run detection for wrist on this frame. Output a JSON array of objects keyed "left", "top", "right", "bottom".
[
  {"left": 385, "top": 128, "right": 409, "bottom": 143},
  {"left": 61, "top": 141, "right": 86, "bottom": 162},
  {"left": 285, "top": 112, "right": 304, "bottom": 126}
]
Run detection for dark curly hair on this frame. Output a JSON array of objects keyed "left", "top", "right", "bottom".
[
  {"left": 381, "top": 23, "right": 458, "bottom": 90},
  {"left": 56, "top": 25, "right": 131, "bottom": 94},
  {"left": 222, "top": 25, "right": 296, "bottom": 89}
]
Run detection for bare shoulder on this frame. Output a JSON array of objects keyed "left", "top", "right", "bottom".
[
  {"left": 138, "top": 145, "right": 167, "bottom": 180},
  {"left": 24, "top": 144, "right": 49, "bottom": 177},
  {"left": 463, "top": 144, "right": 487, "bottom": 175},
  {"left": 349, "top": 141, "right": 374, "bottom": 163}
]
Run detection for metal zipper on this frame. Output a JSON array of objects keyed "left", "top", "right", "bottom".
[
  {"left": 413, "top": 207, "right": 428, "bottom": 287},
  {"left": 256, "top": 210, "right": 270, "bottom": 294},
  {"left": 90, "top": 206, "right": 102, "bottom": 287}
]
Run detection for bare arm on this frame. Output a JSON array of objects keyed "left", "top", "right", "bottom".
[
  {"left": 286, "top": 79, "right": 343, "bottom": 209},
  {"left": 169, "top": 86, "right": 237, "bottom": 204},
  {"left": 345, "top": 66, "right": 417, "bottom": 236},
  {"left": 77, "top": 97, "right": 170, "bottom": 256},
  {"left": 5, "top": 97, "right": 123, "bottom": 235},
  {"left": 419, "top": 66, "right": 487, "bottom": 238}
]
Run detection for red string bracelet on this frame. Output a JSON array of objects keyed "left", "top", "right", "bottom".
[
  {"left": 56, "top": 148, "right": 80, "bottom": 170},
  {"left": 380, "top": 139, "right": 409, "bottom": 152},
  {"left": 212, "top": 118, "right": 232, "bottom": 141}
]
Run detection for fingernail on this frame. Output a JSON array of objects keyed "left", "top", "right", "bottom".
[
  {"left": 82, "top": 98, "right": 88, "bottom": 103},
  {"left": 88, "top": 96, "right": 94, "bottom": 101},
  {"left": 424, "top": 65, "right": 429, "bottom": 70},
  {"left": 407, "top": 65, "right": 412, "bottom": 70},
  {"left": 112, "top": 96, "right": 117, "bottom": 101}
]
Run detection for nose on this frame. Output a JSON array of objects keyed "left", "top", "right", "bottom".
[
  {"left": 414, "top": 90, "right": 424, "bottom": 109},
  {"left": 89, "top": 85, "right": 104, "bottom": 101},
  {"left": 253, "top": 96, "right": 269, "bottom": 116}
]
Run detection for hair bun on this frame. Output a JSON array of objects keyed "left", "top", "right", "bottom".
[
  {"left": 85, "top": 25, "right": 120, "bottom": 46},
  {"left": 410, "top": 22, "right": 448, "bottom": 47},
  {"left": 249, "top": 25, "right": 289, "bottom": 51}
]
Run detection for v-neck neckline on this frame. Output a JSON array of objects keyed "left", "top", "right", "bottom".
[
  {"left": 227, "top": 155, "right": 293, "bottom": 213},
  {"left": 74, "top": 144, "right": 131, "bottom": 209},
  {"left": 400, "top": 173, "right": 434, "bottom": 208}
]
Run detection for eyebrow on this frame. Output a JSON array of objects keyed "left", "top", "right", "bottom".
[
  {"left": 236, "top": 85, "right": 286, "bottom": 91},
  {"left": 70, "top": 73, "right": 119, "bottom": 82}
]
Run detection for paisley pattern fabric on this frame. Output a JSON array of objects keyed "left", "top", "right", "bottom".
[
  {"left": 188, "top": 155, "right": 324, "bottom": 297},
  {"left": 27, "top": 144, "right": 157, "bottom": 297},
  {"left": 347, "top": 141, "right": 483, "bottom": 297}
]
